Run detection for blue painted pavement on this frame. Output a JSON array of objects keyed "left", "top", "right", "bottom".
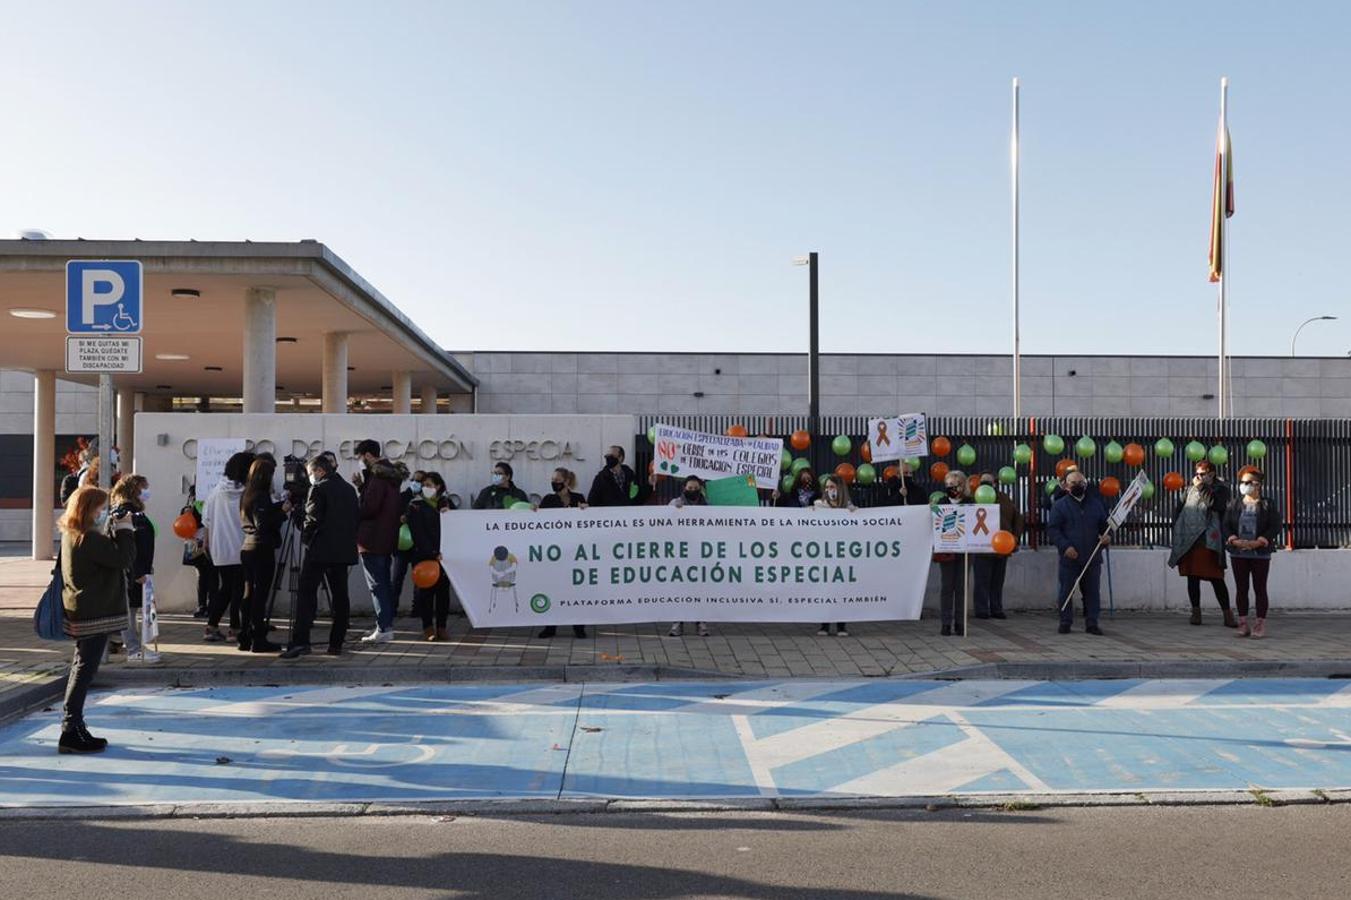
[{"left": 3, "top": 679, "right": 1351, "bottom": 807}]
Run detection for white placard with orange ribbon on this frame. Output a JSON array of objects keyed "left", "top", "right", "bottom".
[
  {"left": 931, "top": 504, "right": 1001, "bottom": 553},
  {"left": 868, "top": 414, "right": 928, "bottom": 462}
]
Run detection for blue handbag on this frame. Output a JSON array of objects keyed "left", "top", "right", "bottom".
[{"left": 33, "top": 554, "right": 68, "bottom": 641}]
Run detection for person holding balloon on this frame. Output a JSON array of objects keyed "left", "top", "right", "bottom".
[
  {"left": 933, "top": 470, "right": 972, "bottom": 637},
  {"left": 1047, "top": 470, "right": 1110, "bottom": 635},
  {"left": 1168, "top": 460, "right": 1236, "bottom": 628},
  {"left": 972, "top": 473, "right": 1023, "bottom": 620},
  {"left": 406, "top": 472, "right": 454, "bottom": 642},
  {"left": 774, "top": 466, "right": 820, "bottom": 508},
  {"left": 813, "top": 474, "right": 857, "bottom": 636},
  {"left": 1223, "top": 467, "right": 1281, "bottom": 638}
]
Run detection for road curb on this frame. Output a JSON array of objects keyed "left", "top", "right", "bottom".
[
  {"left": 0, "top": 672, "right": 66, "bottom": 727},
  {"left": 92, "top": 662, "right": 738, "bottom": 688},
  {"left": 904, "top": 659, "right": 1351, "bottom": 681},
  {"left": 0, "top": 789, "right": 1340, "bottom": 822}
]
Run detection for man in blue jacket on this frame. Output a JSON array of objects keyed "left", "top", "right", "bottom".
[{"left": 1047, "top": 470, "right": 1111, "bottom": 636}]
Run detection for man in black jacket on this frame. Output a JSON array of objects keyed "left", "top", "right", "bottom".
[
  {"left": 282, "top": 454, "right": 359, "bottom": 659},
  {"left": 587, "top": 445, "right": 649, "bottom": 507}
]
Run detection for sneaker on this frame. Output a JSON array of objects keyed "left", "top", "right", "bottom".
[
  {"left": 1236, "top": 616, "right": 1250, "bottom": 637},
  {"left": 1251, "top": 618, "right": 1266, "bottom": 639},
  {"left": 696, "top": 623, "right": 710, "bottom": 637},
  {"left": 816, "top": 627, "right": 830, "bottom": 636},
  {"left": 203, "top": 628, "right": 225, "bottom": 643},
  {"left": 837, "top": 628, "right": 850, "bottom": 637},
  {"left": 668, "top": 623, "right": 683, "bottom": 637},
  {"left": 126, "top": 650, "right": 162, "bottom": 664},
  {"left": 359, "top": 629, "right": 395, "bottom": 644}
]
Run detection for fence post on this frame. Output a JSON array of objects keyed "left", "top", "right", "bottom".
[
  {"left": 1285, "top": 418, "right": 1295, "bottom": 551},
  {"left": 1028, "top": 417, "right": 1039, "bottom": 550}
]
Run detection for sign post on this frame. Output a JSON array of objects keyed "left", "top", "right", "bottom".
[{"left": 66, "top": 260, "right": 144, "bottom": 489}]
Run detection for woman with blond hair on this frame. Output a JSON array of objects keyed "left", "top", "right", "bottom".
[
  {"left": 58, "top": 485, "right": 137, "bottom": 753},
  {"left": 108, "top": 474, "right": 157, "bottom": 662},
  {"left": 934, "top": 469, "right": 972, "bottom": 636}
]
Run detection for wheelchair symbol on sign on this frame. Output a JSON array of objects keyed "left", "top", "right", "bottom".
[
  {"left": 111, "top": 304, "right": 137, "bottom": 331},
  {"left": 258, "top": 739, "right": 435, "bottom": 768}
]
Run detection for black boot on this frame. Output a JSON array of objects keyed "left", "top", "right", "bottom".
[
  {"left": 572, "top": 625, "right": 588, "bottom": 638},
  {"left": 58, "top": 728, "right": 106, "bottom": 754},
  {"left": 76, "top": 723, "right": 108, "bottom": 751},
  {"left": 537, "top": 626, "right": 557, "bottom": 639}
]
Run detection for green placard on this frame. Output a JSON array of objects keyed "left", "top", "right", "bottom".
[{"left": 705, "top": 474, "right": 759, "bottom": 507}]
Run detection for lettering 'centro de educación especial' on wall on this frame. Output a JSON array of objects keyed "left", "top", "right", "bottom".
[{"left": 179, "top": 436, "right": 588, "bottom": 464}]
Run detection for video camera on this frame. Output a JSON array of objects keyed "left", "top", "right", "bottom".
[{"left": 282, "top": 454, "right": 311, "bottom": 516}]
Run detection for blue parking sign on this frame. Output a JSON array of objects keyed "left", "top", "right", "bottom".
[{"left": 66, "top": 260, "right": 143, "bottom": 334}]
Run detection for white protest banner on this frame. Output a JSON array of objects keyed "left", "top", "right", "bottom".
[
  {"left": 194, "top": 438, "right": 247, "bottom": 499},
  {"left": 652, "top": 424, "right": 783, "bottom": 490},
  {"left": 868, "top": 414, "right": 928, "bottom": 462},
  {"left": 931, "top": 504, "right": 1001, "bottom": 553},
  {"left": 440, "top": 506, "right": 934, "bottom": 627},
  {"left": 1108, "top": 472, "right": 1150, "bottom": 529}
]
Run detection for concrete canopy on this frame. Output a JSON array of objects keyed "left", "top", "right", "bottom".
[{"left": 0, "top": 239, "right": 475, "bottom": 400}]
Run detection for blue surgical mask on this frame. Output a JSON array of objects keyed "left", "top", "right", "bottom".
[
  {"left": 491, "top": 473, "right": 504, "bottom": 486},
  {"left": 139, "top": 490, "right": 151, "bottom": 504},
  {"left": 94, "top": 508, "right": 109, "bottom": 528}
]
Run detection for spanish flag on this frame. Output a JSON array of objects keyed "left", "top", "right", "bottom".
[{"left": 1208, "top": 118, "right": 1234, "bottom": 283}]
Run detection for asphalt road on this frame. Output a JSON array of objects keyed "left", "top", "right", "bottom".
[{"left": 4, "top": 805, "right": 1350, "bottom": 899}]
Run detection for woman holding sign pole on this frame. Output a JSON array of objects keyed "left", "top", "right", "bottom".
[
  {"left": 934, "top": 471, "right": 972, "bottom": 637},
  {"left": 813, "top": 475, "right": 857, "bottom": 636}
]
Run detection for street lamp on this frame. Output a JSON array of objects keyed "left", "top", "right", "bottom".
[
  {"left": 792, "top": 254, "right": 820, "bottom": 435},
  {"left": 1291, "top": 315, "right": 1338, "bottom": 356}
]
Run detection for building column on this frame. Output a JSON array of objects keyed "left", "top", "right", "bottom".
[
  {"left": 322, "top": 332, "right": 349, "bottom": 414},
  {"left": 242, "top": 287, "right": 277, "bottom": 414},
  {"left": 31, "top": 371, "right": 55, "bottom": 560},
  {"left": 420, "top": 384, "right": 438, "bottom": 414},
  {"left": 392, "top": 371, "right": 412, "bottom": 414},
  {"left": 116, "top": 386, "right": 136, "bottom": 470}
]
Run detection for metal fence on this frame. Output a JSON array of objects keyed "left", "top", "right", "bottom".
[{"left": 634, "top": 415, "right": 1351, "bottom": 550}]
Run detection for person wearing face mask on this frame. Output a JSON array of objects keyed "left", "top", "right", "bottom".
[
  {"left": 536, "top": 468, "right": 590, "bottom": 639},
  {"left": 972, "top": 472, "right": 1023, "bottom": 620},
  {"left": 1168, "top": 460, "right": 1236, "bottom": 628},
  {"left": 587, "top": 445, "right": 649, "bottom": 507},
  {"left": 668, "top": 476, "right": 711, "bottom": 637},
  {"left": 879, "top": 461, "right": 924, "bottom": 506},
  {"left": 238, "top": 457, "right": 284, "bottom": 654},
  {"left": 812, "top": 474, "right": 858, "bottom": 636},
  {"left": 57, "top": 485, "right": 137, "bottom": 753},
  {"left": 1223, "top": 467, "right": 1282, "bottom": 638},
  {"left": 391, "top": 470, "right": 427, "bottom": 618},
  {"left": 472, "top": 462, "right": 530, "bottom": 510},
  {"left": 201, "top": 451, "right": 255, "bottom": 643},
  {"left": 1047, "top": 470, "right": 1110, "bottom": 635},
  {"left": 774, "top": 467, "right": 820, "bottom": 508},
  {"left": 281, "top": 455, "right": 359, "bottom": 659},
  {"left": 933, "top": 471, "right": 973, "bottom": 636},
  {"left": 105, "top": 474, "right": 157, "bottom": 662},
  {"left": 405, "top": 472, "right": 454, "bottom": 641}
]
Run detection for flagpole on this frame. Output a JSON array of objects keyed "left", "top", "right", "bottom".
[
  {"left": 1218, "top": 76, "right": 1228, "bottom": 418},
  {"left": 1011, "top": 76, "right": 1021, "bottom": 418}
]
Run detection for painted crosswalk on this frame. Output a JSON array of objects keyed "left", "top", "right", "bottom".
[{"left": 3, "top": 678, "right": 1351, "bottom": 808}]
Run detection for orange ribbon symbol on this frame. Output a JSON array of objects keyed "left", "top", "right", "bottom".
[
  {"left": 875, "top": 421, "right": 891, "bottom": 447},
  {"left": 973, "top": 507, "right": 991, "bottom": 535}
]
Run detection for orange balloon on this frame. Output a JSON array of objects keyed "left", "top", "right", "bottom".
[
  {"left": 1122, "top": 443, "right": 1146, "bottom": 467},
  {"left": 860, "top": 441, "right": 872, "bottom": 463},
  {"left": 967, "top": 474, "right": 982, "bottom": 496},
  {"left": 1055, "top": 459, "right": 1078, "bottom": 480},
  {"left": 412, "top": 560, "right": 442, "bottom": 589},
  {"left": 1163, "top": 471, "right": 1185, "bottom": 492},
  {"left": 932, "top": 436, "right": 952, "bottom": 458},
  {"left": 790, "top": 430, "right": 811, "bottom": 452},
  {"left": 834, "top": 463, "right": 856, "bottom": 484},
  {"left": 929, "top": 461, "right": 949, "bottom": 482},
  {"left": 1100, "top": 476, "right": 1121, "bottom": 498},
  {"left": 882, "top": 465, "right": 900, "bottom": 481},
  {"left": 991, "top": 530, "right": 1018, "bottom": 556},
  {"left": 172, "top": 512, "right": 197, "bottom": 540},
  {"left": 727, "top": 423, "right": 748, "bottom": 437}
]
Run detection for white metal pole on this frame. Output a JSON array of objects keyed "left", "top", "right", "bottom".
[
  {"left": 1011, "top": 77, "right": 1021, "bottom": 419},
  {"left": 1218, "top": 77, "right": 1229, "bottom": 418}
]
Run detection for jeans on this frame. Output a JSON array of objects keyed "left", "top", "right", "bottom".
[
  {"left": 1231, "top": 557, "right": 1271, "bottom": 618},
  {"left": 207, "top": 564, "right": 244, "bottom": 631},
  {"left": 63, "top": 633, "right": 109, "bottom": 731},
  {"left": 190, "top": 555, "right": 216, "bottom": 611},
  {"left": 120, "top": 579, "right": 143, "bottom": 655},
  {"left": 392, "top": 553, "right": 410, "bottom": 612},
  {"left": 240, "top": 546, "right": 276, "bottom": 647},
  {"left": 938, "top": 559, "right": 964, "bottom": 628},
  {"left": 1058, "top": 558, "right": 1101, "bottom": 627},
  {"left": 416, "top": 565, "right": 451, "bottom": 630},
  {"left": 360, "top": 553, "right": 395, "bottom": 632},
  {"left": 973, "top": 555, "right": 1009, "bottom": 616},
  {"left": 291, "top": 561, "right": 351, "bottom": 651}
]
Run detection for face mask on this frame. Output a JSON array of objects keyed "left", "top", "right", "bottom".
[
  {"left": 491, "top": 473, "right": 504, "bottom": 486},
  {"left": 1069, "top": 484, "right": 1086, "bottom": 498},
  {"left": 139, "top": 490, "right": 150, "bottom": 504},
  {"left": 1240, "top": 483, "right": 1256, "bottom": 496},
  {"left": 551, "top": 481, "right": 566, "bottom": 493},
  {"left": 947, "top": 486, "right": 962, "bottom": 497},
  {"left": 826, "top": 489, "right": 839, "bottom": 501},
  {"left": 683, "top": 490, "right": 701, "bottom": 503},
  {"left": 422, "top": 486, "right": 438, "bottom": 500},
  {"left": 604, "top": 455, "right": 620, "bottom": 469},
  {"left": 407, "top": 480, "right": 421, "bottom": 492},
  {"left": 93, "top": 508, "right": 109, "bottom": 528},
  {"left": 108, "top": 449, "right": 120, "bottom": 467}
]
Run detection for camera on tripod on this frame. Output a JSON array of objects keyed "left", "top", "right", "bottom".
[{"left": 282, "top": 455, "right": 311, "bottom": 516}]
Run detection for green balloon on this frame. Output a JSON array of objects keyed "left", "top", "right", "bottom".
[
  {"left": 856, "top": 463, "right": 877, "bottom": 485},
  {"left": 905, "top": 457, "right": 923, "bottom": 472},
  {"left": 831, "top": 435, "right": 852, "bottom": 457},
  {"left": 1013, "top": 443, "right": 1033, "bottom": 465},
  {"left": 998, "top": 466, "right": 1017, "bottom": 485},
  {"left": 1247, "top": 439, "right": 1268, "bottom": 459},
  {"left": 1104, "top": 440, "right": 1124, "bottom": 464},
  {"left": 1075, "top": 435, "right": 1097, "bottom": 459},
  {"left": 1185, "top": 440, "right": 1207, "bottom": 463},
  {"left": 1140, "top": 479, "right": 1156, "bottom": 501},
  {"left": 791, "top": 457, "right": 811, "bottom": 475},
  {"left": 929, "top": 491, "right": 947, "bottom": 505},
  {"left": 1155, "top": 438, "right": 1175, "bottom": 458},
  {"left": 1208, "top": 445, "right": 1229, "bottom": 466},
  {"left": 956, "top": 444, "right": 977, "bottom": 467},
  {"left": 1043, "top": 434, "right": 1065, "bottom": 455},
  {"left": 781, "top": 448, "right": 793, "bottom": 470},
  {"left": 974, "top": 484, "right": 997, "bottom": 504},
  {"left": 781, "top": 473, "right": 794, "bottom": 493},
  {"left": 1044, "top": 477, "right": 1061, "bottom": 496},
  {"left": 509, "top": 500, "right": 533, "bottom": 510},
  {"left": 397, "top": 523, "right": 413, "bottom": 552},
  {"left": 646, "top": 425, "right": 656, "bottom": 445}
]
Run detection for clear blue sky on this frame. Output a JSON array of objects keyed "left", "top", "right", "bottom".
[{"left": 3, "top": 1, "right": 1347, "bottom": 356}]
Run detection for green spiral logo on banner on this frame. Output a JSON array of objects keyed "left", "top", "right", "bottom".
[{"left": 530, "top": 593, "right": 551, "bottom": 614}]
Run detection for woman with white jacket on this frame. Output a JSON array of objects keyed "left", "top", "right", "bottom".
[{"left": 200, "top": 451, "right": 255, "bottom": 642}]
